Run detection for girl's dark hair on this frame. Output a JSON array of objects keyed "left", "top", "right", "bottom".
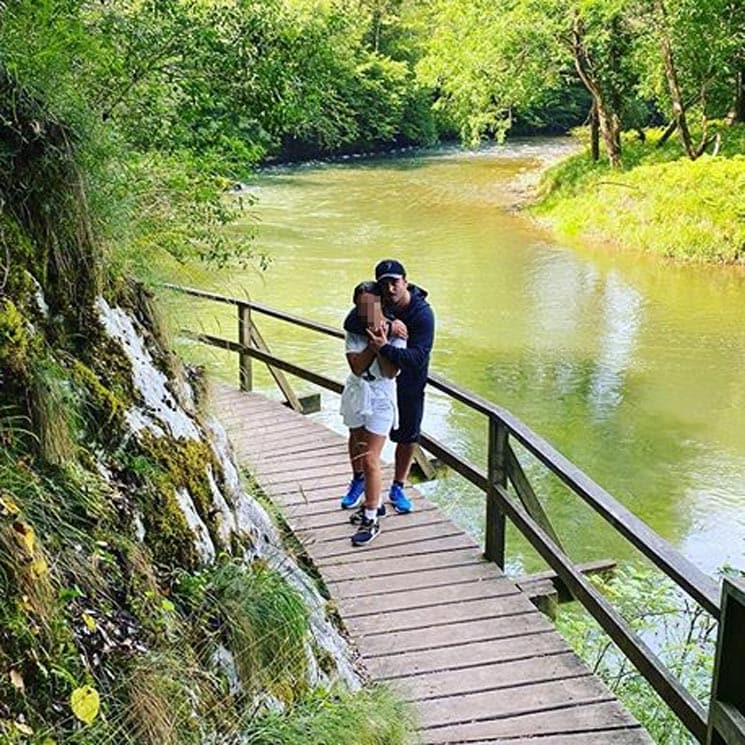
[{"left": 352, "top": 280, "right": 380, "bottom": 304}]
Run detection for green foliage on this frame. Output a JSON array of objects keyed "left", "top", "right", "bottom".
[
  {"left": 535, "top": 125, "right": 745, "bottom": 262},
  {"left": 178, "top": 559, "right": 311, "bottom": 702},
  {"left": 246, "top": 684, "right": 418, "bottom": 745},
  {"left": 558, "top": 564, "right": 717, "bottom": 744}
]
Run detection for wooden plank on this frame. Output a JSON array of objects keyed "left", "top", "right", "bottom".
[
  {"left": 249, "top": 321, "right": 304, "bottom": 412},
  {"left": 254, "top": 441, "right": 348, "bottom": 465},
  {"left": 418, "top": 675, "right": 614, "bottom": 729},
  {"left": 238, "top": 304, "right": 252, "bottom": 391},
  {"left": 321, "top": 547, "right": 486, "bottom": 582},
  {"left": 421, "top": 701, "right": 648, "bottom": 743},
  {"left": 485, "top": 418, "right": 507, "bottom": 567},
  {"left": 338, "top": 577, "right": 519, "bottom": 618},
  {"left": 357, "top": 613, "right": 553, "bottom": 657},
  {"left": 328, "top": 562, "right": 502, "bottom": 599},
  {"left": 392, "top": 652, "right": 588, "bottom": 702},
  {"left": 311, "top": 517, "right": 464, "bottom": 550},
  {"left": 365, "top": 631, "right": 569, "bottom": 679},
  {"left": 708, "top": 577, "right": 745, "bottom": 745},
  {"left": 506, "top": 443, "right": 563, "bottom": 549},
  {"left": 254, "top": 451, "right": 350, "bottom": 477},
  {"left": 346, "top": 594, "right": 535, "bottom": 636},
  {"left": 289, "top": 500, "right": 438, "bottom": 533},
  {"left": 314, "top": 535, "right": 479, "bottom": 567},
  {"left": 264, "top": 472, "right": 396, "bottom": 501},
  {"left": 429, "top": 728, "right": 651, "bottom": 745},
  {"left": 297, "top": 510, "right": 451, "bottom": 544},
  {"left": 279, "top": 495, "right": 432, "bottom": 524}
]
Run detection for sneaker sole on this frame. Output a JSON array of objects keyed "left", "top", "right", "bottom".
[{"left": 389, "top": 500, "right": 413, "bottom": 514}]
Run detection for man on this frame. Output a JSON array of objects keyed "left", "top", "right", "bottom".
[{"left": 340, "top": 259, "right": 435, "bottom": 514}]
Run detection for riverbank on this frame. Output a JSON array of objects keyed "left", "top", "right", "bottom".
[{"left": 529, "top": 125, "right": 745, "bottom": 264}]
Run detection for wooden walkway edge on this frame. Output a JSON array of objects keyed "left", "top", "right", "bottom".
[{"left": 213, "top": 384, "right": 654, "bottom": 745}]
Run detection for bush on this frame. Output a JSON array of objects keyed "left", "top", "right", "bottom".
[{"left": 557, "top": 564, "right": 717, "bottom": 744}]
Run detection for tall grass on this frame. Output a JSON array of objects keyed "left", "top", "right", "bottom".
[{"left": 534, "top": 125, "right": 745, "bottom": 263}]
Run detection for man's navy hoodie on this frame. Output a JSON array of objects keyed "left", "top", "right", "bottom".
[{"left": 343, "top": 285, "right": 435, "bottom": 394}]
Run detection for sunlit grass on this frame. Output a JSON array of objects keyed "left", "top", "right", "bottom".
[{"left": 534, "top": 124, "right": 745, "bottom": 263}]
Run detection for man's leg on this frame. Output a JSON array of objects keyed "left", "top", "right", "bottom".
[
  {"left": 394, "top": 441, "right": 416, "bottom": 484},
  {"left": 388, "top": 388, "right": 425, "bottom": 513}
]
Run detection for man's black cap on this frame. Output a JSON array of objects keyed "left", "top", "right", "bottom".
[{"left": 375, "top": 259, "right": 406, "bottom": 281}]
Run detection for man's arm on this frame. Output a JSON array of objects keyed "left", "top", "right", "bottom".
[{"left": 375, "top": 307, "right": 434, "bottom": 371}]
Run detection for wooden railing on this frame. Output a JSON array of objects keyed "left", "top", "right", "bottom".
[{"left": 163, "top": 283, "right": 740, "bottom": 745}]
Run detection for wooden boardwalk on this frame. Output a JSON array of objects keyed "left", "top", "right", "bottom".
[{"left": 213, "top": 384, "right": 653, "bottom": 745}]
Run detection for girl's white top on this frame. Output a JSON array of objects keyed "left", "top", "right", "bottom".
[{"left": 339, "top": 331, "right": 406, "bottom": 424}]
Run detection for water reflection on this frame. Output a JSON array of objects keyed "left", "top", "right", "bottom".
[{"left": 588, "top": 271, "right": 644, "bottom": 419}]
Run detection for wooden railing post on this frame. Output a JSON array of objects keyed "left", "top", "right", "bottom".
[
  {"left": 238, "top": 303, "right": 252, "bottom": 392},
  {"left": 708, "top": 577, "right": 745, "bottom": 745},
  {"left": 485, "top": 416, "right": 507, "bottom": 568}
]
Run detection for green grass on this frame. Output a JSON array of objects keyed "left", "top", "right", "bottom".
[
  {"left": 245, "top": 685, "right": 419, "bottom": 745},
  {"left": 534, "top": 124, "right": 745, "bottom": 263}
]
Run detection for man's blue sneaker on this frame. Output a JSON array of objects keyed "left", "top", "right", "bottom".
[
  {"left": 389, "top": 483, "right": 413, "bottom": 514},
  {"left": 340, "top": 476, "right": 365, "bottom": 510}
]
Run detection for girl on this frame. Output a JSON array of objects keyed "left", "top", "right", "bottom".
[{"left": 339, "top": 281, "right": 406, "bottom": 546}]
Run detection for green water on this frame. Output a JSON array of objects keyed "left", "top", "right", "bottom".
[{"left": 164, "top": 140, "right": 745, "bottom": 576}]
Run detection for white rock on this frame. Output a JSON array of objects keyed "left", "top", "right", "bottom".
[
  {"left": 96, "top": 297, "right": 201, "bottom": 440},
  {"left": 173, "top": 487, "right": 215, "bottom": 564}
]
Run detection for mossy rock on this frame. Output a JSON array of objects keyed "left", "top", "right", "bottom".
[{"left": 0, "top": 298, "right": 33, "bottom": 374}]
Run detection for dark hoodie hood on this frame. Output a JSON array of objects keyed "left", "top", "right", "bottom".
[{"left": 343, "top": 284, "right": 429, "bottom": 335}]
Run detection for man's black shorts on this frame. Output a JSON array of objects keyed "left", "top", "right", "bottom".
[{"left": 390, "top": 387, "right": 425, "bottom": 443}]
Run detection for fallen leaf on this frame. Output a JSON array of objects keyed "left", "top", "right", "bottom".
[
  {"left": 70, "top": 685, "right": 100, "bottom": 724},
  {"left": 0, "top": 496, "right": 19, "bottom": 516},
  {"left": 9, "top": 669, "right": 24, "bottom": 693},
  {"left": 81, "top": 613, "right": 97, "bottom": 632},
  {"left": 31, "top": 557, "right": 48, "bottom": 578},
  {"left": 14, "top": 721, "right": 34, "bottom": 735},
  {"left": 12, "top": 521, "right": 35, "bottom": 555}
]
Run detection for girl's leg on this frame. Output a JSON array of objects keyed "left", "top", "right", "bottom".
[
  {"left": 360, "top": 430, "right": 386, "bottom": 511},
  {"left": 348, "top": 427, "right": 365, "bottom": 477}
]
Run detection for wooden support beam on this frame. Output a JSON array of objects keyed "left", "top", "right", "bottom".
[
  {"left": 296, "top": 393, "right": 321, "bottom": 414},
  {"left": 708, "top": 577, "right": 745, "bottom": 745},
  {"left": 248, "top": 323, "right": 304, "bottom": 413},
  {"left": 515, "top": 559, "right": 618, "bottom": 616},
  {"left": 485, "top": 417, "right": 507, "bottom": 568},
  {"left": 411, "top": 444, "right": 437, "bottom": 481},
  {"left": 238, "top": 305, "right": 252, "bottom": 392},
  {"left": 506, "top": 444, "right": 563, "bottom": 550}
]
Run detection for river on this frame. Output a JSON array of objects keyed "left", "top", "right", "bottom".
[{"left": 163, "top": 139, "right": 745, "bottom": 577}]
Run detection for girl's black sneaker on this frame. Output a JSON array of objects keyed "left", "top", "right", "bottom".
[{"left": 351, "top": 517, "right": 380, "bottom": 546}]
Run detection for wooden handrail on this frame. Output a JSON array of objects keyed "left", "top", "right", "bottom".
[{"left": 164, "top": 283, "right": 720, "bottom": 619}]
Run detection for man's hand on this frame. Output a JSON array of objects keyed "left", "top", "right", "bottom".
[
  {"left": 391, "top": 319, "right": 408, "bottom": 340},
  {"left": 366, "top": 325, "right": 388, "bottom": 352}
]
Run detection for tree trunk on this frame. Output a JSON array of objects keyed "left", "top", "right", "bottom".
[
  {"left": 733, "top": 67, "right": 745, "bottom": 124},
  {"left": 571, "top": 14, "right": 622, "bottom": 168},
  {"left": 655, "top": 0, "right": 697, "bottom": 159},
  {"left": 590, "top": 102, "right": 600, "bottom": 161}
]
